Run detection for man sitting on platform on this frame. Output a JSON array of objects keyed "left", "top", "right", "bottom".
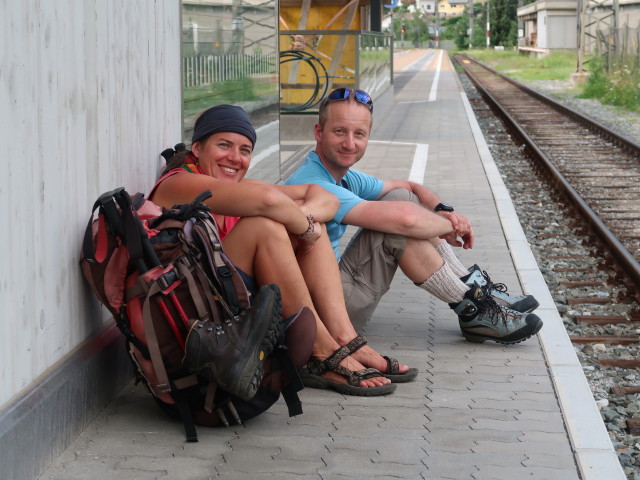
[{"left": 285, "top": 88, "right": 543, "bottom": 344}]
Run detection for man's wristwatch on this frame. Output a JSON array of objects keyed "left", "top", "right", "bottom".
[{"left": 434, "top": 202, "right": 455, "bottom": 213}]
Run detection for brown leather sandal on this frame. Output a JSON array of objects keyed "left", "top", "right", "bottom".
[
  {"left": 343, "top": 335, "right": 418, "bottom": 383},
  {"left": 300, "top": 344, "right": 396, "bottom": 396}
]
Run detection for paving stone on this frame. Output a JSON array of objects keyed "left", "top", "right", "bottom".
[
  {"left": 472, "top": 417, "right": 566, "bottom": 433},
  {"left": 320, "top": 449, "right": 424, "bottom": 479},
  {"left": 339, "top": 404, "right": 428, "bottom": 428},
  {"left": 234, "top": 434, "right": 330, "bottom": 461},
  {"left": 427, "top": 391, "right": 474, "bottom": 409},
  {"left": 471, "top": 380, "right": 554, "bottom": 394},
  {"left": 329, "top": 436, "right": 429, "bottom": 465},
  {"left": 519, "top": 431, "right": 578, "bottom": 444},
  {"left": 423, "top": 451, "right": 527, "bottom": 477},
  {"left": 425, "top": 429, "right": 522, "bottom": 453},
  {"left": 515, "top": 409, "right": 565, "bottom": 423},
  {"left": 117, "top": 455, "right": 222, "bottom": 479},
  {"left": 472, "top": 397, "right": 561, "bottom": 412},
  {"left": 473, "top": 439, "right": 573, "bottom": 456},
  {"left": 474, "top": 465, "right": 580, "bottom": 480},
  {"left": 217, "top": 474, "right": 319, "bottom": 480}
]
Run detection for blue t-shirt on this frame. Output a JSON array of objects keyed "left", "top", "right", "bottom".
[{"left": 285, "top": 150, "right": 383, "bottom": 259}]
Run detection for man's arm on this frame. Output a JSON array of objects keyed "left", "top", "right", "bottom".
[
  {"left": 379, "top": 180, "right": 440, "bottom": 209},
  {"left": 345, "top": 179, "right": 475, "bottom": 249},
  {"left": 343, "top": 200, "right": 454, "bottom": 240}
]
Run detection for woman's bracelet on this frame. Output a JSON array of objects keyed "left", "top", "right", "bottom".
[{"left": 295, "top": 214, "right": 315, "bottom": 239}]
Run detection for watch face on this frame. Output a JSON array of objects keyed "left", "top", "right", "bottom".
[{"left": 435, "top": 203, "right": 454, "bottom": 212}]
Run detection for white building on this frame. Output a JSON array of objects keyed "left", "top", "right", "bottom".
[{"left": 518, "top": 0, "right": 640, "bottom": 52}]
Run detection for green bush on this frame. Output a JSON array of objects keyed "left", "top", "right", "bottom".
[{"left": 581, "top": 57, "right": 640, "bottom": 111}]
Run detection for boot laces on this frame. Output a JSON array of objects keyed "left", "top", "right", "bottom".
[
  {"left": 479, "top": 268, "right": 509, "bottom": 294},
  {"left": 477, "top": 284, "right": 518, "bottom": 326}
]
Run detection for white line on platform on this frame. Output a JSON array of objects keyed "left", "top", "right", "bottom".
[
  {"left": 369, "top": 140, "right": 429, "bottom": 184},
  {"left": 428, "top": 50, "right": 443, "bottom": 102}
]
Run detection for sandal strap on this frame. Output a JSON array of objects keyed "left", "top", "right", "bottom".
[
  {"left": 306, "top": 343, "right": 352, "bottom": 376},
  {"left": 323, "top": 344, "right": 352, "bottom": 371},
  {"left": 343, "top": 334, "right": 367, "bottom": 355},
  {"left": 384, "top": 356, "right": 400, "bottom": 375},
  {"left": 306, "top": 356, "right": 326, "bottom": 376},
  {"left": 331, "top": 365, "right": 383, "bottom": 387}
]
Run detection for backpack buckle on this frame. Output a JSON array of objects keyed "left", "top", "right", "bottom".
[
  {"left": 150, "top": 382, "right": 171, "bottom": 395},
  {"left": 156, "top": 266, "right": 180, "bottom": 292}
]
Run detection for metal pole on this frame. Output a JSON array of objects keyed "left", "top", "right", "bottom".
[
  {"left": 468, "top": 2, "right": 474, "bottom": 49},
  {"left": 435, "top": 0, "right": 440, "bottom": 48},
  {"left": 576, "top": 0, "right": 587, "bottom": 73},
  {"left": 486, "top": 0, "right": 490, "bottom": 47}
]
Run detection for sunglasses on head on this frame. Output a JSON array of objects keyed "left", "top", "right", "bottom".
[{"left": 320, "top": 88, "right": 373, "bottom": 113}]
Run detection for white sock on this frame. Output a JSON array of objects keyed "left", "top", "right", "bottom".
[
  {"left": 416, "top": 262, "right": 470, "bottom": 304},
  {"left": 436, "top": 242, "right": 468, "bottom": 277}
]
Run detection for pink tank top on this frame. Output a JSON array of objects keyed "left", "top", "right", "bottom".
[{"left": 151, "top": 166, "right": 241, "bottom": 241}]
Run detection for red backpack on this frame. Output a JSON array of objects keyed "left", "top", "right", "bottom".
[{"left": 80, "top": 187, "right": 314, "bottom": 441}]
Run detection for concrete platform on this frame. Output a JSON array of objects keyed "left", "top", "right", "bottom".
[{"left": 37, "top": 50, "right": 624, "bottom": 480}]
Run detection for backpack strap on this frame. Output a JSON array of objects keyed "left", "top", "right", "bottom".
[
  {"left": 271, "top": 345, "right": 304, "bottom": 417},
  {"left": 171, "top": 374, "right": 201, "bottom": 442},
  {"left": 142, "top": 281, "right": 173, "bottom": 395},
  {"left": 175, "top": 260, "right": 211, "bottom": 323},
  {"left": 82, "top": 187, "right": 127, "bottom": 264}
]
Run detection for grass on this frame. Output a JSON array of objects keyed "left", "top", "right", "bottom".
[
  {"left": 581, "top": 56, "right": 640, "bottom": 111},
  {"left": 460, "top": 48, "right": 579, "bottom": 83},
  {"left": 460, "top": 48, "right": 640, "bottom": 111},
  {"left": 184, "top": 77, "right": 276, "bottom": 118}
]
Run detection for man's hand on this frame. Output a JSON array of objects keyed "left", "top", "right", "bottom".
[{"left": 438, "top": 211, "right": 474, "bottom": 249}]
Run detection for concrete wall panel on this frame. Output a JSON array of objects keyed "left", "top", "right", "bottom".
[{"left": 0, "top": 0, "right": 182, "bottom": 410}]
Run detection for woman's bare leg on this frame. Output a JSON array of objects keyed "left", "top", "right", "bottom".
[
  {"left": 222, "top": 217, "right": 390, "bottom": 387},
  {"left": 294, "top": 227, "right": 410, "bottom": 375}
]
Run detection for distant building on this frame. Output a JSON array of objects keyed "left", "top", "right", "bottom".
[
  {"left": 518, "top": 0, "right": 577, "bottom": 51},
  {"left": 518, "top": 0, "right": 640, "bottom": 53},
  {"left": 411, "top": 0, "right": 468, "bottom": 17}
]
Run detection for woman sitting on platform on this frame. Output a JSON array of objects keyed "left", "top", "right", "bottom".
[{"left": 150, "top": 105, "right": 417, "bottom": 401}]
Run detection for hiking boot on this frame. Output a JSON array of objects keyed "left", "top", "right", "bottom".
[
  {"left": 461, "top": 264, "right": 539, "bottom": 313},
  {"left": 183, "top": 283, "right": 283, "bottom": 401},
  {"left": 450, "top": 282, "right": 543, "bottom": 344}
]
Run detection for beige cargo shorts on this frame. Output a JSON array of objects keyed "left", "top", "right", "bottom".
[{"left": 339, "top": 189, "right": 418, "bottom": 330}]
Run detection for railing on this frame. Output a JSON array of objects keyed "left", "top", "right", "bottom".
[
  {"left": 183, "top": 51, "right": 277, "bottom": 87},
  {"left": 279, "top": 30, "right": 393, "bottom": 112}
]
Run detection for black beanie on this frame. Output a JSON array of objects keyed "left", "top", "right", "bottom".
[{"left": 191, "top": 105, "right": 257, "bottom": 147}]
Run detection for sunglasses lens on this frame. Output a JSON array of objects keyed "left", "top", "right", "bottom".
[
  {"left": 328, "top": 88, "right": 350, "bottom": 101},
  {"left": 321, "top": 88, "right": 373, "bottom": 112},
  {"left": 354, "top": 90, "right": 373, "bottom": 110}
]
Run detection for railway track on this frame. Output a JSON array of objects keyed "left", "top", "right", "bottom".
[{"left": 453, "top": 54, "right": 640, "bottom": 475}]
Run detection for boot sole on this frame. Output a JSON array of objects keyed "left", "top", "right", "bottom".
[
  {"left": 462, "top": 318, "right": 543, "bottom": 345},
  {"left": 229, "top": 284, "right": 283, "bottom": 400}
]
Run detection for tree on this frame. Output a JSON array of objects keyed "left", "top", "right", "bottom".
[
  {"left": 445, "top": 2, "right": 491, "bottom": 49},
  {"left": 490, "top": 0, "right": 518, "bottom": 46},
  {"left": 442, "top": 15, "right": 468, "bottom": 49}
]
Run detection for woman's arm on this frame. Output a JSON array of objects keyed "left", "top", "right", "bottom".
[
  {"left": 151, "top": 172, "right": 312, "bottom": 236},
  {"left": 245, "top": 181, "right": 339, "bottom": 223}
]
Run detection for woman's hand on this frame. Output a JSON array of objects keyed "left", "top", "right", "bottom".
[{"left": 294, "top": 221, "right": 322, "bottom": 254}]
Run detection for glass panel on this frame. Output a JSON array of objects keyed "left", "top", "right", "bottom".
[
  {"left": 278, "top": 30, "right": 392, "bottom": 175},
  {"left": 181, "top": 0, "right": 280, "bottom": 182},
  {"left": 278, "top": 30, "right": 392, "bottom": 114},
  {"left": 359, "top": 33, "right": 392, "bottom": 99}
]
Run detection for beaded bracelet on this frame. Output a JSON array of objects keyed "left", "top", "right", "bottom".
[{"left": 295, "top": 214, "right": 315, "bottom": 239}]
